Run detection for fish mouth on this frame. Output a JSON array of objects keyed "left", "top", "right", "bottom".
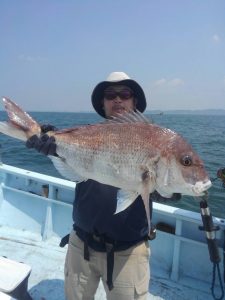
[{"left": 192, "top": 180, "right": 212, "bottom": 196}]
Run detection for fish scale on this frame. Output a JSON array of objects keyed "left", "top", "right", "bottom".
[{"left": 55, "top": 124, "right": 154, "bottom": 187}]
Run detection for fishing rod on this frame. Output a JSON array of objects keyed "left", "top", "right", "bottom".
[{"left": 198, "top": 167, "right": 225, "bottom": 300}]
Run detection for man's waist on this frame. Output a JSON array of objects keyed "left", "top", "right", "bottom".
[{"left": 73, "top": 225, "right": 147, "bottom": 252}]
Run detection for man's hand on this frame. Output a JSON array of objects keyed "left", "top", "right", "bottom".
[
  {"left": 26, "top": 134, "right": 57, "bottom": 156},
  {"left": 40, "top": 124, "right": 57, "bottom": 134},
  {"left": 26, "top": 124, "right": 58, "bottom": 156}
]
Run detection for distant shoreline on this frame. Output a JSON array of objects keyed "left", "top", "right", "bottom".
[
  {"left": 1, "top": 109, "right": 225, "bottom": 115},
  {"left": 147, "top": 109, "right": 225, "bottom": 115}
]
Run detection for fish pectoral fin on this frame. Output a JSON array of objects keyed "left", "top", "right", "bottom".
[
  {"left": 115, "top": 190, "right": 139, "bottom": 214},
  {"left": 50, "top": 156, "right": 86, "bottom": 182},
  {"left": 141, "top": 187, "right": 151, "bottom": 235}
]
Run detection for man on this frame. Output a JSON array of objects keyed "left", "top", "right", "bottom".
[{"left": 27, "top": 72, "right": 179, "bottom": 300}]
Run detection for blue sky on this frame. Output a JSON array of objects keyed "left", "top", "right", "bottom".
[{"left": 0, "top": 0, "right": 224, "bottom": 112}]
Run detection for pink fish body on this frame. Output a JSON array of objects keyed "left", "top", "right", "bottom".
[{"left": 0, "top": 98, "right": 212, "bottom": 231}]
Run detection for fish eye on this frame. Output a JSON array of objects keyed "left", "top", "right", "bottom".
[{"left": 181, "top": 155, "right": 192, "bottom": 166}]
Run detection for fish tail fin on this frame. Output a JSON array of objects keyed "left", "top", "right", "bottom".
[{"left": 0, "top": 97, "right": 41, "bottom": 141}]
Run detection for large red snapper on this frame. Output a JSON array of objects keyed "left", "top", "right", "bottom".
[{"left": 0, "top": 98, "right": 212, "bottom": 231}]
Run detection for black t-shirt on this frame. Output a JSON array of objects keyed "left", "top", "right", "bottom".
[{"left": 73, "top": 179, "right": 150, "bottom": 242}]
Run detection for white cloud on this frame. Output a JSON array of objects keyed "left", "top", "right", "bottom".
[
  {"left": 153, "top": 78, "right": 167, "bottom": 87},
  {"left": 153, "top": 78, "right": 184, "bottom": 88},
  {"left": 212, "top": 34, "right": 221, "bottom": 43},
  {"left": 168, "top": 78, "right": 184, "bottom": 87}
]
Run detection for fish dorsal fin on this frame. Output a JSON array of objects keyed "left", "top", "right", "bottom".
[
  {"left": 106, "top": 110, "right": 152, "bottom": 124},
  {"left": 50, "top": 156, "right": 86, "bottom": 182}
]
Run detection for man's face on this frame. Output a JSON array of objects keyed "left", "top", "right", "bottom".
[{"left": 103, "top": 85, "right": 135, "bottom": 118}]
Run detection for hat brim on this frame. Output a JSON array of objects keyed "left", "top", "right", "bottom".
[{"left": 91, "top": 79, "right": 147, "bottom": 118}]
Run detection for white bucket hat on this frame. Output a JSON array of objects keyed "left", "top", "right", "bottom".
[{"left": 91, "top": 72, "right": 147, "bottom": 117}]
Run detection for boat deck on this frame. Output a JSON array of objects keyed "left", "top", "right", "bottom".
[{"left": 0, "top": 227, "right": 218, "bottom": 300}]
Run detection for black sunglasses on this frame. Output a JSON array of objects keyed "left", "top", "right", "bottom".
[{"left": 104, "top": 90, "right": 134, "bottom": 100}]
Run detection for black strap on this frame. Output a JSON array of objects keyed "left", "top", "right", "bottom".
[
  {"left": 59, "top": 234, "right": 70, "bottom": 247},
  {"left": 82, "top": 234, "right": 115, "bottom": 290},
  {"left": 105, "top": 243, "right": 115, "bottom": 291},
  {"left": 59, "top": 230, "right": 119, "bottom": 290},
  {"left": 84, "top": 235, "right": 90, "bottom": 261},
  {"left": 199, "top": 199, "right": 224, "bottom": 300},
  {"left": 211, "top": 263, "right": 224, "bottom": 300}
]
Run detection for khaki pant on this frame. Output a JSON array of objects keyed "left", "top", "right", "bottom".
[{"left": 64, "top": 231, "right": 150, "bottom": 300}]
